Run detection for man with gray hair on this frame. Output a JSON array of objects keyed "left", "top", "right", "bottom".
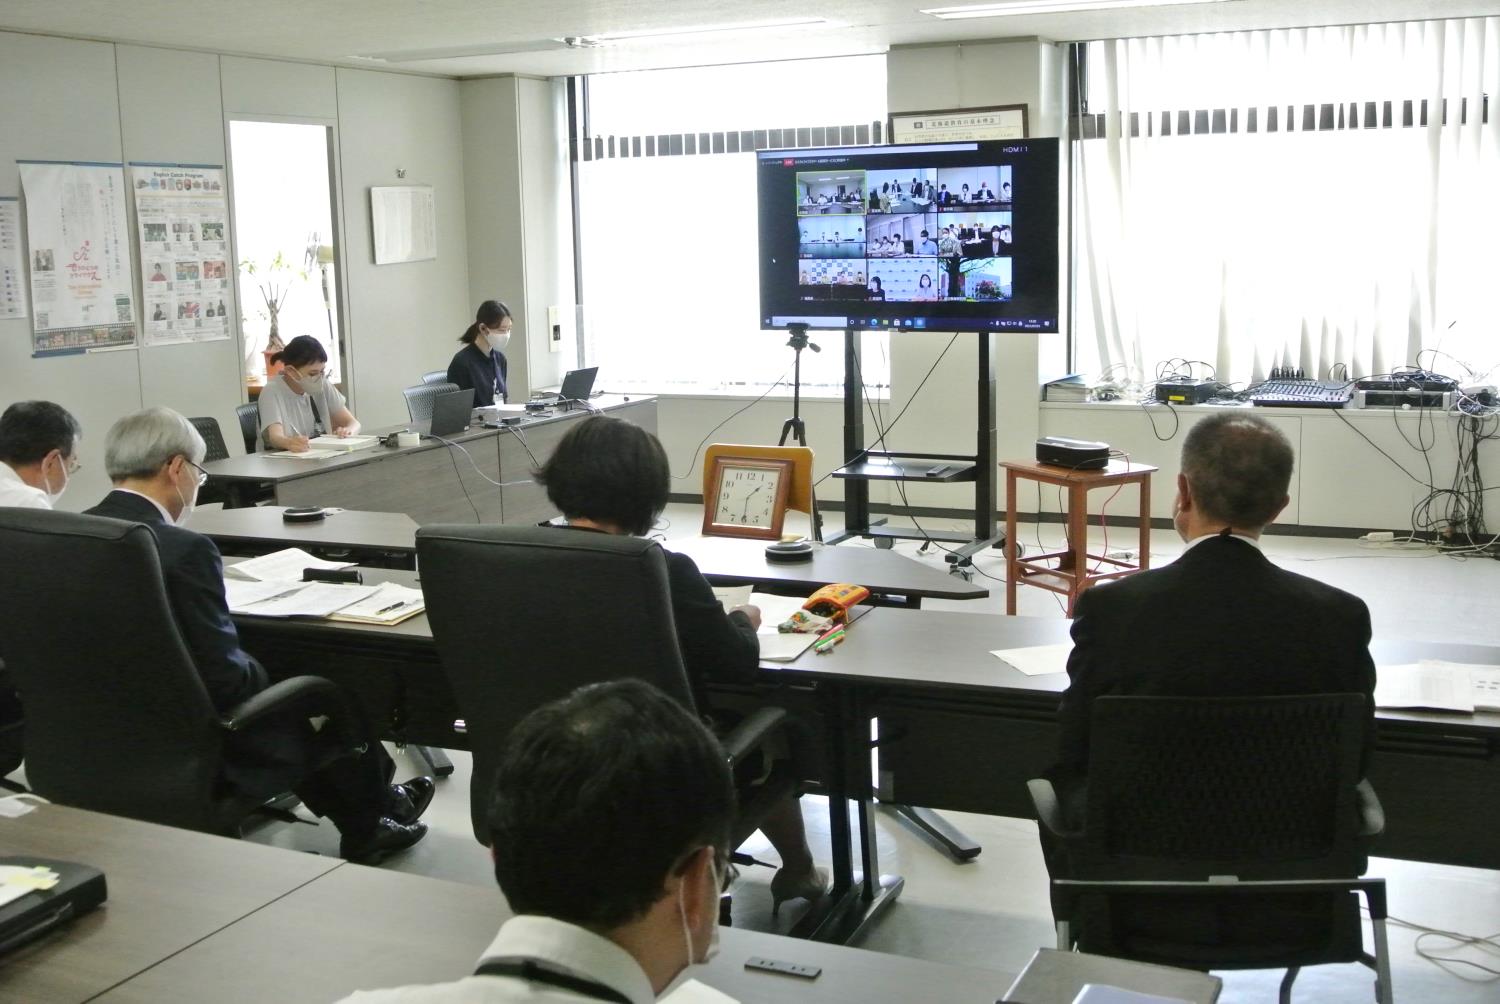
[
  {"left": 1054, "top": 411, "right": 1375, "bottom": 778},
  {"left": 85, "top": 407, "right": 433, "bottom": 862},
  {"left": 1041, "top": 411, "right": 1376, "bottom": 932}
]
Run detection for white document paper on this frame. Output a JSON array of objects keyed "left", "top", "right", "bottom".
[
  {"left": 660, "top": 979, "right": 740, "bottom": 1004},
  {"left": 327, "top": 582, "right": 426, "bottom": 623},
  {"left": 1374, "top": 662, "right": 1475, "bottom": 712},
  {"left": 754, "top": 592, "right": 829, "bottom": 663},
  {"left": 19, "top": 161, "right": 138, "bottom": 356},
  {"left": 224, "top": 548, "right": 356, "bottom": 582},
  {"left": 712, "top": 585, "right": 753, "bottom": 611},
  {"left": 1073, "top": 985, "right": 1191, "bottom": 1004},
  {"left": 307, "top": 435, "right": 379, "bottom": 452},
  {"left": 991, "top": 643, "right": 1073, "bottom": 677},
  {"left": 236, "top": 582, "right": 377, "bottom": 618},
  {"left": 371, "top": 185, "right": 437, "bottom": 264},
  {"left": 266, "top": 448, "right": 343, "bottom": 460},
  {"left": 131, "top": 164, "right": 231, "bottom": 347},
  {"left": 1471, "top": 666, "right": 1500, "bottom": 713},
  {"left": 0, "top": 198, "right": 26, "bottom": 320},
  {"left": 223, "top": 578, "right": 303, "bottom": 612}
]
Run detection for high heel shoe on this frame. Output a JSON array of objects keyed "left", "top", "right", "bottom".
[{"left": 770, "top": 865, "right": 828, "bottom": 918}]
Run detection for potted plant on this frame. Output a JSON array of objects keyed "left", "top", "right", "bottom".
[{"left": 240, "top": 251, "right": 308, "bottom": 379}]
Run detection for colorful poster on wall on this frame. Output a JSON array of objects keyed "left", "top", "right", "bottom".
[
  {"left": 131, "top": 163, "right": 232, "bottom": 347},
  {"left": 0, "top": 198, "right": 26, "bottom": 320},
  {"left": 18, "top": 160, "right": 138, "bottom": 357}
]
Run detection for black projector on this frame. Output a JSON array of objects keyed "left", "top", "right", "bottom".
[{"left": 1036, "top": 436, "right": 1110, "bottom": 470}]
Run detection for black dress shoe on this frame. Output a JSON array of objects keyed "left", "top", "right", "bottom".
[
  {"left": 387, "top": 776, "right": 436, "bottom": 825},
  {"left": 340, "top": 816, "right": 428, "bottom": 864}
]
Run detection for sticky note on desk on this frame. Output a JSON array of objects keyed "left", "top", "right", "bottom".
[{"left": 991, "top": 643, "right": 1072, "bottom": 677}]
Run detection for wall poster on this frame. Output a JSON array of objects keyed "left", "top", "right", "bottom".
[
  {"left": 18, "top": 160, "right": 138, "bottom": 356},
  {"left": 0, "top": 197, "right": 25, "bottom": 320},
  {"left": 131, "top": 163, "right": 232, "bottom": 347}
]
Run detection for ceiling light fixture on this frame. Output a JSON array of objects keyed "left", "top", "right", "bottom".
[
  {"left": 921, "top": 0, "right": 1235, "bottom": 19},
  {"left": 578, "top": 16, "right": 832, "bottom": 44}
]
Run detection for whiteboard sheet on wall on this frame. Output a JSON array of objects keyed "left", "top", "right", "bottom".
[
  {"left": 0, "top": 199, "right": 26, "bottom": 320},
  {"left": 370, "top": 185, "right": 436, "bottom": 265},
  {"left": 19, "top": 160, "right": 139, "bottom": 357}
]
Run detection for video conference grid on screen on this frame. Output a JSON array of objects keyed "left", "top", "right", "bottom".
[{"left": 759, "top": 140, "right": 1058, "bottom": 332}]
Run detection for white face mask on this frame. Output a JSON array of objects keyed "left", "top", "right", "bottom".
[
  {"left": 173, "top": 463, "right": 198, "bottom": 527},
  {"left": 292, "top": 367, "right": 324, "bottom": 393},
  {"left": 678, "top": 852, "right": 722, "bottom": 968},
  {"left": 485, "top": 328, "right": 510, "bottom": 354},
  {"left": 42, "top": 452, "right": 69, "bottom": 506}
]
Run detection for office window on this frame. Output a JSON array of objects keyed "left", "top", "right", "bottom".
[
  {"left": 576, "top": 55, "right": 888, "bottom": 394},
  {"left": 228, "top": 120, "right": 343, "bottom": 386},
  {"left": 1072, "top": 19, "right": 1500, "bottom": 386}
]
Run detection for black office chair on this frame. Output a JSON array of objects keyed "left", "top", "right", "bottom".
[
  {"left": 0, "top": 659, "right": 23, "bottom": 793},
  {"left": 403, "top": 382, "right": 459, "bottom": 423},
  {"left": 1029, "top": 694, "right": 1391, "bottom": 1004},
  {"left": 235, "top": 402, "right": 260, "bottom": 455},
  {"left": 421, "top": 370, "right": 450, "bottom": 386},
  {"left": 416, "top": 523, "right": 799, "bottom": 847},
  {"left": 0, "top": 509, "right": 368, "bottom": 835},
  {"left": 188, "top": 416, "right": 231, "bottom": 463}
]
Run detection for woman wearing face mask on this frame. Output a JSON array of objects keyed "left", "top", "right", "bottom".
[
  {"left": 258, "top": 335, "right": 359, "bottom": 453},
  {"left": 447, "top": 300, "right": 512, "bottom": 407}
]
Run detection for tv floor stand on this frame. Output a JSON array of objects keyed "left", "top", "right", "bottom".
[
  {"left": 824, "top": 326, "right": 1000, "bottom": 862},
  {"left": 824, "top": 328, "right": 1003, "bottom": 580}
]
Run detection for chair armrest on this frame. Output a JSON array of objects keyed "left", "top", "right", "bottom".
[
  {"left": 1355, "top": 778, "right": 1385, "bottom": 837},
  {"left": 221, "top": 675, "right": 365, "bottom": 750},
  {"left": 1028, "top": 778, "right": 1081, "bottom": 839},
  {"left": 720, "top": 706, "right": 789, "bottom": 767}
]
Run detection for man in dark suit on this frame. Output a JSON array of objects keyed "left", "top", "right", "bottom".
[
  {"left": 86, "top": 407, "right": 434, "bottom": 862},
  {"left": 1044, "top": 412, "right": 1376, "bottom": 925}
]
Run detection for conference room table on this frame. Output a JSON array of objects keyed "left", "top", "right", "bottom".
[
  {"left": 201, "top": 395, "right": 655, "bottom": 524},
  {"left": 193, "top": 508, "right": 989, "bottom": 607},
  {"left": 230, "top": 577, "right": 1500, "bottom": 942},
  {"left": 2, "top": 803, "right": 1023, "bottom": 1003}
]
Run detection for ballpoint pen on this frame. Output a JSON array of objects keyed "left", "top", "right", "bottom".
[{"left": 374, "top": 600, "right": 407, "bottom": 616}]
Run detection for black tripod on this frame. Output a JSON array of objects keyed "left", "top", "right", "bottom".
[{"left": 778, "top": 324, "right": 820, "bottom": 447}]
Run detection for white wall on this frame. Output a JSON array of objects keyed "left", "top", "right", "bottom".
[
  {"left": 0, "top": 31, "right": 470, "bottom": 508},
  {"left": 335, "top": 67, "right": 471, "bottom": 429},
  {"left": 460, "top": 75, "right": 576, "bottom": 399}
]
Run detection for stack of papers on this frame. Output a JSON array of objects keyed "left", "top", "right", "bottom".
[
  {"left": 712, "top": 586, "right": 829, "bottom": 662},
  {"left": 307, "top": 434, "right": 379, "bottom": 452},
  {"left": 327, "top": 582, "right": 426, "bottom": 625},
  {"left": 266, "top": 448, "right": 342, "bottom": 460},
  {"left": 1375, "top": 660, "right": 1500, "bottom": 713},
  {"left": 224, "top": 548, "right": 356, "bottom": 582},
  {"left": 227, "top": 581, "right": 378, "bottom": 618}
]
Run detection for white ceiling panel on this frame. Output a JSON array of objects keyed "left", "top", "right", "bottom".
[{"left": 0, "top": 0, "right": 1490, "bottom": 78}]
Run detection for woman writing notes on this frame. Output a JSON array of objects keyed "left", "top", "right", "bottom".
[
  {"left": 446, "top": 299, "right": 511, "bottom": 407},
  {"left": 258, "top": 335, "right": 360, "bottom": 453}
]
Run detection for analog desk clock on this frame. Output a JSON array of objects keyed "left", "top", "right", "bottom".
[{"left": 702, "top": 455, "right": 794, "bottom": 540}]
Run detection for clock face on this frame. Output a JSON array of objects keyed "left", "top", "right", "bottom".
[{"left": 714, "top": 465, "right": 783, "bottom": 528}]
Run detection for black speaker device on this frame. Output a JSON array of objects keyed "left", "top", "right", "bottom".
[
  {"left": 1154, "top": 378, "right": 1218, "bottom": 404},
  {"left": 1036, "top": 436, "right": 1110, "bottom": 470},
  {"left": 282, "top": 506, "right": 326, "bottom": 523}
]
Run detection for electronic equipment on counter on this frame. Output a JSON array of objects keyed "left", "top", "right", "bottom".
[
  {"left": 1036, "top": 436, "right": 1110, "bottom": 470},
  {"left": 1352, "top": 371, "right": 1459, "bottom": 409},
  {"left": 1154, "top": 378, "right": 1218, "bottom": 405},
  {"left": 1250, "top": 369, "right": 1351, "bottom": 408}
]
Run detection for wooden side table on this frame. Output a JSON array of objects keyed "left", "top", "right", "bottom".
[{"left": 1002, "top": 458, "right": 1159, "bottom": 616}]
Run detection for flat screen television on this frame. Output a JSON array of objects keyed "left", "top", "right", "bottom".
[{"left": 757, "top": 139, "right": 1059, "bottom": 333}]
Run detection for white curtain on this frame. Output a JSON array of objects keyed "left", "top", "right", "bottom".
[
  {"left": 579, "top": 55, "right": 888, "bottom": 393},
  {"left": 1075, "top": 18, "right": 1500, "bottom": 388}
]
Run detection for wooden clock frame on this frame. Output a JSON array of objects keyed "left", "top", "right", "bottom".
[{"left": 702, "top": 455, "right": 794, "bottom": 541}]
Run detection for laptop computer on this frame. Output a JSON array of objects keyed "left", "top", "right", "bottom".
[
  {"left": 531, "top": 367, "right": 599, "bottom": 409},
  {"left": 429, "top": 386, "right": 475, "bottom": 438}
]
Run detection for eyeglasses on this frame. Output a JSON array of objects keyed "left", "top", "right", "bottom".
[{"left": 186, "top": 459, "right": 209, "bottom": 487}]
